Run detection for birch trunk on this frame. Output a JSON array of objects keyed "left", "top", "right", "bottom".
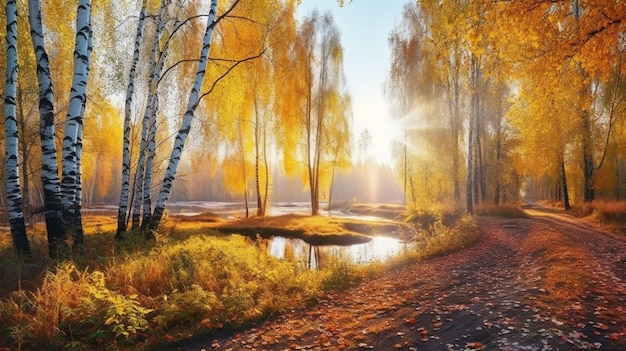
[
  {"left": 28, "top": 0, "right": 67, "bottom": 258},
  {"left": 141, "top": 96, "right": 158, "bottom": 235},
  {"left": 4, "top": 0, "right": 31, "bottom": 257},
  {"left": 131, "top": 0, "right": 167, "bottom": 230},
  {"left": 61, "top": 0, "right": 92, "bottom": 250},
  {"left": 149, "top": 0, "right": 219, "bottom": 230},
  {"left": 141, "top": 42, "right": 169, "bottom": 234},
  {"left": 117, "top": 0, "right": 147, "bottom": 238}
]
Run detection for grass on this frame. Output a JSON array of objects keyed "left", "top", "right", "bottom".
[
  {"left": 571, "top": 200, "right": 626, "bottom": 228},
  {"left": 0, "top": 205, "right": 481, "bottom": 350},
  {"left": 180, "top": 213, "right": 410, "bottom": 245}
]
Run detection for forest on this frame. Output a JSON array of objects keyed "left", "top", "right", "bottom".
[{"left": 1, "top": 0, "right": 626, "bottom": 350}]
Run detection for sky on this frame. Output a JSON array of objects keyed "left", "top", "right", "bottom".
[{"left": 296, "top": 0, "right": 408, "bottom": 166}]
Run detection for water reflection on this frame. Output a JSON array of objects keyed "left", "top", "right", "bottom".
[{"left": 269, "top": 236, "right": 408, "bottom": 269}]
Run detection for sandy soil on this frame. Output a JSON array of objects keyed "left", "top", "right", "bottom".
[{"left": 168, "top": 204, "right": 626, "bottom": 350}]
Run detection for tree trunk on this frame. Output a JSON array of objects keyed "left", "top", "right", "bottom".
[
  {"left": 408, "top": 173, "right": 417, "bottom": 207},
  {"left": 581, "top": 109, "right": 595, "bottom": 202},
  {"left": 131, "top": 0, "right": 167, "bottom": 231},
  {"left": 450, "top": 49, "right": 462, "bottom": 202},
  {"left": 254, "top": 102, "right": 264, "bottom": 216},
  {"left": 28, "top": 0, "right": 68, "bottom": 258},
  {"left": 403, "top": 130, "right": 408, "bottom": 204},
  {"left": 61, "top": 0, "right": 92, "bottom": 251},
  {"left": 17, "top": 84, "right": 32, "bottom": 226},
  {"left": 149, "top": 0, "right": 219, "bottom": 230},
  {"left": 494, "top": 126, "right": 502, "bottom": 205},
  {"left": 560, "top": 154, "right": 570, "bottom": 210},
  {"left": 466, "top": 54, "right": 478, "bottom": 214},
  {"left": 117, "top": 0, "right": 147, "bottom": 238},
  {"left": 238, "top": 119, "right": 250, "bottom": 218},
  {"left": 616, "top": 144, "right": 621, "bottom": 200},
  {"left": 4, "top": 0, "right": 31, "bottom": 257},
  {"left": 573, "top": 0, "right": 594, "bottom": 203},
  {"left": 262, "top": 116, "right": 270, "bottom": 215},
  {"left": 141, "top": 96, "right": 159, "bottom": 237},
  {"left": 327, "top": 163, "right": 336, "bottom": 214}
]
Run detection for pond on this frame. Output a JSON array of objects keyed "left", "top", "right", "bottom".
[
  {"left": 80, "top": 201, "right": 412, "bottom": 268},
  {"left": 268, "top": 235, "right": 410, "bottom": 269}
]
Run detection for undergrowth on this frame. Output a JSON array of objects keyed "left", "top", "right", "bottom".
[
  {"left": 571, "top": 200, "right": 626, "bottom": 227},
  {"left": 0, "top": 211, "right": 480, "bottom": 350}
]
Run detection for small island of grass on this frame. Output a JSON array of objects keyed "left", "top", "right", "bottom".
[{"left": 170, "top": 212, "right": 414, "bottom": 245}]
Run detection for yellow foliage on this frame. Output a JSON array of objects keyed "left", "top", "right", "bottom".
[{"left": 82, "top": 100, "right": 123, "bottom": 201}]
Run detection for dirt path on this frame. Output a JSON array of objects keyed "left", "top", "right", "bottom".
[{"left": 175, "top": 206, "right": 626, "bottom": 350}]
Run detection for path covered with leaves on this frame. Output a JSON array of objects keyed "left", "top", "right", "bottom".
[{"left": 175, "top": 207, "right": 626, "bottom": 350}]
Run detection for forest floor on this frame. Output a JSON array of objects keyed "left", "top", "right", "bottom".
[{"left": 168, "top": 204, "right": 626, "bottom": 351}]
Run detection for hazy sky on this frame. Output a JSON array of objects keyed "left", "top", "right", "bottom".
[{"left": 297, "top": 0, "right": 408, "bottom": 165}]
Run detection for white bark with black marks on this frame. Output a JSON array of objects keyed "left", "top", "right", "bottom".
[
  {"left": 117, "top": 0, "right": 147, "bottom": 237},
  {"left": 131, "top": 0, "right": 167, "bottom": 230},
  {"left": 4, "top": 0, "right": 31, "bottom": 256},
  {"left": 150, "top": 0, "right": 219, "bottom": 229},
  {"left": 28, "top": 0, "right": 67, "bottom": 257},
  {"left": 61, "top": 0, "right": 92, "bottom": 249}
]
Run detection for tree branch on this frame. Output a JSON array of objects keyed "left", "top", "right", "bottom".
[
  {"left": 199, "top": 48, "right": 267, "bottom": 103},
  {"left": 158, "top": 59, "right": 200, "bottom": 85}
]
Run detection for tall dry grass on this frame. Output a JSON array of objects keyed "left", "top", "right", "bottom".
[{"left": 573, "top": 200, "right": 626, "bottom": 226}]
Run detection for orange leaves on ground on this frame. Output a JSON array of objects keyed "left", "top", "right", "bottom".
[
  {"left": 466, "top": 341, "right": 484, "bottom": 350},
  {"left": 417, "top": 326, "right": 429, "bottom": 342}
]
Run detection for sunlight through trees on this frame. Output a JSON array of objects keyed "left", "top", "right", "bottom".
[{"left": 1, "top": 0, "right": 626, "bottom": 256}]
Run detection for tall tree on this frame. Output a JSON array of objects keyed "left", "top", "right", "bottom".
[
  {"left": 387, "top": 1, "right": 466, "bottom": 206},
  {"left": 4, "top": 0, "right": 31, "bottom": 257},
  {"left": 117, "top": 0, "right": 147, "bottom": 238},
  {"left": 148, "top": 0, "right": 220, "bottom": 230},
  {"left": 293, "top": 10, "right": 349, "bottom": 215},
  {"left": 26, "top": 0, "right": 94, "bottom": 257},
  {"left": 28, "top": 0, "right": 68, "bottom": 257},
  {"left": 130, "top": 0, "right": 168, "bottom": 232},
  {"left": 483, "top": 0, "right": 626, "bottom": 203},
  {"left": 60, "top": 0, "right": 93, "bottom": 249}
]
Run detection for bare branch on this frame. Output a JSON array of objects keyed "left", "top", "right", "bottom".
[
  {"left": 199, "top": 48, "right": 267, "bottom": 103},
  {"left": 158, "top": 59, "right": 200, "bottom": 85}
]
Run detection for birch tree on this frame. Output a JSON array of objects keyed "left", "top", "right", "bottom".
[
  {"left": 27, "top": 0, "right": 93, "bottom": 257},
  {"left": 130, "top": 0, "right": 167, "bottom": 232},
  {"left": 293, "top": 10, "right": 348, "bottom": 215},
  {"left": 148, "top": 0, "right": 220, "bottom": 230},
  {"left": 4, "top": 0, "right": 31, "bottom": 257},
  {"left": 28, "top": 0, "right": 67, "bottom": 257},
  {"left": 116, "top": 0, "right": 147, "bottom": 238},
  {"left": 60, "top": 0, "right": 93, "bottom": 249}
]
